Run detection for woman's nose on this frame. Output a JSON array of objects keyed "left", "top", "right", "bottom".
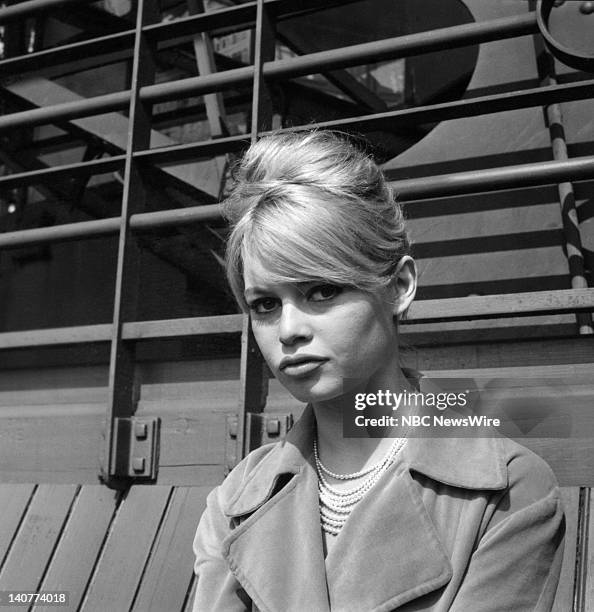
[{"left": 278, "top": 303, "right": 312, "bottom": 345}]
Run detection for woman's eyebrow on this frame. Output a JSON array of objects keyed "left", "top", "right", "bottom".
[{"left": 244, "top": 287, "right": 266, "bottom": 299}]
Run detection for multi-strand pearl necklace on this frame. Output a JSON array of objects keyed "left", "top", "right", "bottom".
[{"left": 313, "top": 436, "right": 407, "bottom": 536}]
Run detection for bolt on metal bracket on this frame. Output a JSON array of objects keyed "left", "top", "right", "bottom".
[
  {"left": 225, "top": 412, "right": 294, "bottom": 475},
  {"left": 109, "top": 416, "right": 160, "bottom": 480}
]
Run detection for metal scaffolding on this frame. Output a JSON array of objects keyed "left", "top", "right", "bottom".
[{"left": 0, "top": 0, "right": 593, "bottom": 487}]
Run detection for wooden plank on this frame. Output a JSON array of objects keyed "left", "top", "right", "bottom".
[
  {"left": 156, "top": 465, "right": 225, "bottom": 487},
  {"left": 552, "top": 487, "right": 580, "bottom": 612},
  {"left": 0, "top": 290, "right": 591, "bottom": 352},
  {"left": 0, "top": 365, "right": 108, "bottom": 393},
  {"left": 411, "top": 339, "right": 594, "bottom": 370},
  {"left": 81, "top": 485, "right": 172, "bottom": 612},
  {"left": 0, "top": 324, "right": 112, "bottom": 349},
  {"left": 33, "top": 486, "right": 120, "bottom": 612},
  {"left": 511, "top": 439, "right": 594, "bottom": 488},
  {"left": 407, "top": 288, "right": 594, "bottom": 323},
  {"left": 133, "top": 486, "right": 210, "bottom": 612},
  {"left": 0, "top": 485, "right": 78, "bottom": 592},
  {"left": 0, "top": 484, "right": 35, "bottom": 570},
  {"left": 0, "top": 414, "right": 103, "bottom": 484},
  {"left": 402, "top": 324, "right": 582, "bottom": 348},
  {"left": 124, "top": 314, "right": 242, "bottom": 340},
  {"left": 142, "top": 404, "right": 228, "bottom": 467}
]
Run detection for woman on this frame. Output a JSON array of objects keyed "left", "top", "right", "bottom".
[{"left": 192, "top": 130, "right": 564, "bottom": 611}]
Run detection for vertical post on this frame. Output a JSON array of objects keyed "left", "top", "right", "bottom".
[
  {"left": 233, "top": 0, "right": 277, "bottom": 467},
  {"left": 534, "top": 43, "right": 593, "bottom": 334},
  {"left": 101, "top": 0, "right": 160, "bottom": 487},
  {"left": 188, "top": 0, "right": 228, "bottom": 138},
  {"left": 187, "top": 0, "right": 229, "bottom": 198},
  {"left": 250, "top": 0, "right": 276, "bottom": 141}
]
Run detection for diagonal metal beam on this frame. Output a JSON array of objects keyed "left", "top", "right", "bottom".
[
  {"left": 3, "top": 76, "right": 221, "bottom": 200},
  {"left": 276, "top": 30, "right": 388, "bottom": 112}
]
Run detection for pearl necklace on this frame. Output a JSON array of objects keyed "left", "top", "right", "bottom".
[{"left": 313, "top": 437, "right": 407, "bottom": 536}]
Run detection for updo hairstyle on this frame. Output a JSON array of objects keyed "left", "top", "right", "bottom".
[{"left": 223, "top": 130, "right": 410, "bottom": 311}]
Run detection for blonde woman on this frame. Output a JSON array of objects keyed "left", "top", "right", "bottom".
[{"left": 192, "top": 131, "right": 564, "bottom": 611}]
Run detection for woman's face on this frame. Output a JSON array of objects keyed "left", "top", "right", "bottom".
[{"left": 243, "top": 257, "right": 403, "bottom": 404}]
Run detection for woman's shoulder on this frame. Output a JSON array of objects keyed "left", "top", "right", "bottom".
[
  {"left": 499, "top": 436, "right": 558, "bottom": 487},
  {"left": 496, "top": 436, "right": 561, "bottom": 512}
]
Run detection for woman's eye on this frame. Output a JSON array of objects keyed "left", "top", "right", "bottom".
[
  {"left": 249, "top": 297, "right": 279, "bottom": 314},
  {"left": 309, "top": 285, "right": 342, "bottom": 302}
]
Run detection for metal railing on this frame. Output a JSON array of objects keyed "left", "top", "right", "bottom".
[{"left": 0, "top": 0, "right": 592, "bottom": 485}]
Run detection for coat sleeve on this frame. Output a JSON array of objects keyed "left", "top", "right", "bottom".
[
  {"left": 450, "top": 452, "right": 565, "bottom": 612},
  {"left": 192, "top": 486, "right": 252, "bottom": 612}
]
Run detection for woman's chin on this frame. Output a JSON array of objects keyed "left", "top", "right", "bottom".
[{"left": 281, "top": 376, "right": 345, "bottom": 404}]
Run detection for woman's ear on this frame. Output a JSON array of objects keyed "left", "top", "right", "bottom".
[{"left": 391, "top": 256, "right": 417, "bottom": 318}]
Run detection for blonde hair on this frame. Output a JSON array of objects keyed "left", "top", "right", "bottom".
[{"left": 223, "top": 130, "right": 410, "bottom": 310}]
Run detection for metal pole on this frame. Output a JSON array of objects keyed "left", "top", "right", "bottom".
[{"left": 535, "top": 41, "right": 593, "bottom": 333}]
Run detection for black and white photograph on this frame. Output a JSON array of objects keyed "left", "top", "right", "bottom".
[{"left": 0, "top": 0, "right": 593, "bottom": 610}]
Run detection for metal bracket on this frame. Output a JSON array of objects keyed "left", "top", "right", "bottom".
[
  {"left": 225, "top": 412, "right": 293, "bottom": 475},
  {"left": 109, "top": 416, "right": 160, "bottom": 480}
]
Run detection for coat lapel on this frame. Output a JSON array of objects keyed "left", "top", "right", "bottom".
[
  {"left": 220, "top": 404, "right": 507, "bottom": 612},
  {"left": 325, "top": 460, "right": 452, "bottom": 612},
  {"left": 223, "top": 409, "right": 331, "bottom": 612}
]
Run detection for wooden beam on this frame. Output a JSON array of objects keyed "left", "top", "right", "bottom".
[{"left": 406, "top": 288, "right": 594, "bottom": 323}]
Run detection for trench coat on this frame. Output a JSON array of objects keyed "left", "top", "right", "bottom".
[{"left": 192, "top": 405, "right": 565, "bottom": 612}]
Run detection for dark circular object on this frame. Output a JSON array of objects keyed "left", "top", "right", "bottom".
[
  {"left": 580, "top": 1, "right": 594, "bottom": 15},
  {"left": 537, "top": 0, "right": 594, "bottom": 72}
]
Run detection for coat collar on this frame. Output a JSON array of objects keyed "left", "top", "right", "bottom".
[
  {"left": 222, "top": 405, "right": 508, "bottom": 612},
  {"left": 224, "top": 403, "right": 507, "bottom": 518}
]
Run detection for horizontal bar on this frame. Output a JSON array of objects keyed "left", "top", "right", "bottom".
[
  {"left": 0, "top": 324, "right": 112, "bottom": 349},
  {"left": 0, "top": 0, "right": 364, "bottom": 80},
  {"left": 2, "top": 153, "right": 594, "bottom": 247},
  {"left": 0, "top": 156, "right": 125, "bottom": 190},
  {"left": 131, "top": 205, "right": 223, "bottom": 230},
  {"left": 263, "top": 13, "right": 537, "bottom": 80},
  {"left": 0, "top": 135, "right": 246, "bottom": 191},
  {"left": 2, "top": 155, "right": 594, "bottom": 246},
  {"left": 147, "top": 0, "right": 360, "bottom": 44},
  {"left": 140, "top": 66, "right": 254, "bottom": 105},
  {"left": 133, "top": 134, "right": 250, "bottom": 165},
  {"left": 0, "top": 30, "right": 135, "bottom": 79},
  {"left": 412, "top": 229, "right": 561, "bottom": 259},
  {"left": 140, "top": 13, "right": 537, "bottom": 105},
  {"left": 142, "top": 78, "right": 594, "bottom": 167},
  {"left": 0, "top": 218, "right": 120, "bottom": 248},
  {"left": 392, "top": 155, "right": 594, "bottom": 201},
  {"left": 0, "top": 202, "right": 224, "bottom": 246},
  {"left": 144, "top": 1, "right": 257, "bottom": 42},
  {"left": 0, "top": 0, "right": 96, "bottom": 23},
  {"left": 0, "top": 90, "right": 130, "bottom": 133},
  {"left": 4, "top": 75, "right": 592, "bottom": 156},
  {"left": 405, "top": 289, "right": 594, "bottom": 324},
  {"left": 305, "top": 78, "right": 594, "bottom": 135},
  {"left": 123, "top": 315, "right": 243, "bottom": 339},
  {"left": 0, "top": 13, "right": 536, "bottom": 129},
  {"left": 1, "top": 290, "right": 592, "bottom": 349},
  {"left": 0, "top": 316, "right": 243, "bottom": 349}
]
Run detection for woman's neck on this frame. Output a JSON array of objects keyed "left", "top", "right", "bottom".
[{"left": 312, "top": 366, "right": 416, "bottom": 475}]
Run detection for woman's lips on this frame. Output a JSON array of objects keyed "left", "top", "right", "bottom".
[{"left": 280, "top": 359, "right": 327, "bottom": 378}]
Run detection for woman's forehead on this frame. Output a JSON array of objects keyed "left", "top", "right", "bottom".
[
  {"left": 242, "top": 256, "right": 274, "bottom": 290},
  {"left": 242, "top": 255, "right": 320, "bottom": 295}
]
